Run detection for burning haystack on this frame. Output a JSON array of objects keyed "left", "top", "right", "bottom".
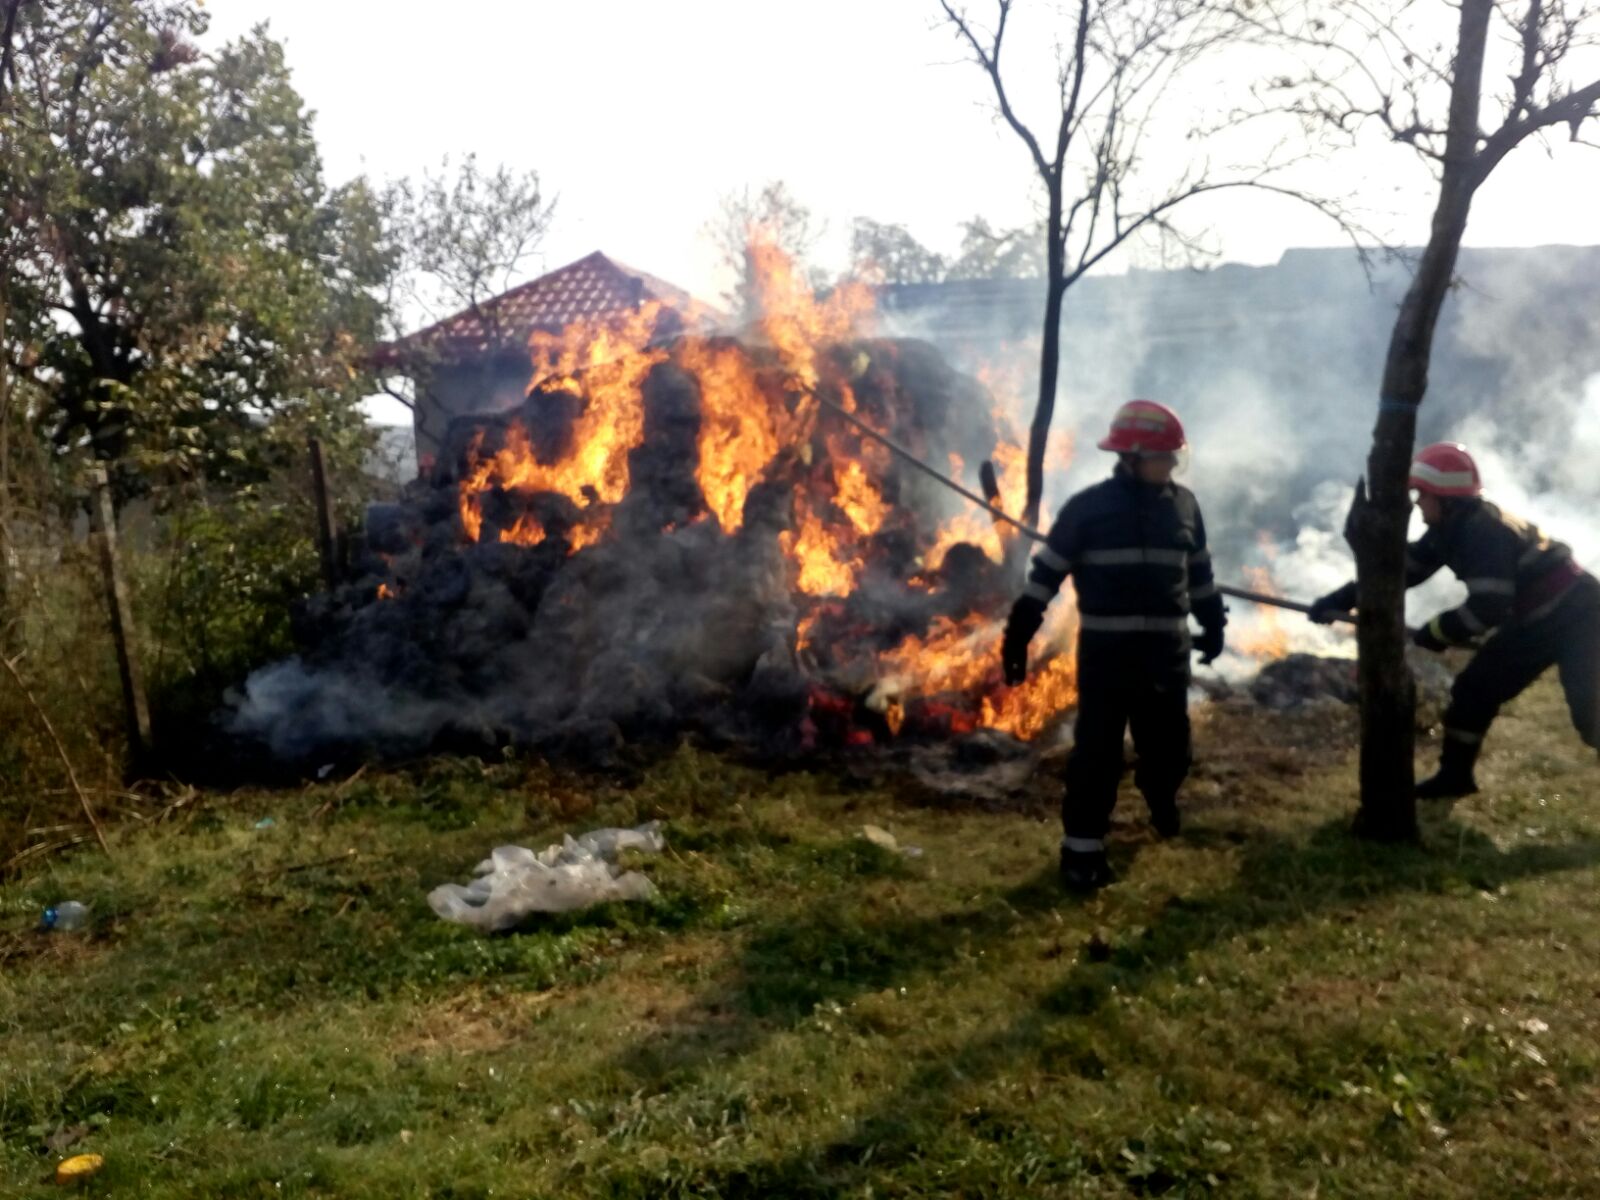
[{"left": 231, "top": 247, "right": 1079, "bottom": 766}]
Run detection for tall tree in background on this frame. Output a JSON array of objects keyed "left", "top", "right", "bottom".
[
  {"left": 849, "top": 218, "right": 949, "bottom": 285},
  {"left": 1247, "top": 0, "right": 1600, "bottom": 840},
  {"left": 945, "top": 216, "right": 1047, "bottom": 281},
  {"left": 376, "top": 155, "right": 553, "bottom": 447},
  {"left": 0, "top": 0, "right": 393, "bottom": 496},
  {"left": 707, "top": 180, "right": 824, "bottom": 321},
  {"left": 938, "top": 0, "right": 1345, "bottom": 527}
]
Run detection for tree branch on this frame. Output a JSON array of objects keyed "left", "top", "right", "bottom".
[
  {"left": 939, "top": 0, "right": 1055, "bottom": 180},
  {"left": 1479, "top": 76, "right": 1600, "bottom": 173},
  {"left": 1054, "top": 0, "right": 1093, "bottom": 171}
]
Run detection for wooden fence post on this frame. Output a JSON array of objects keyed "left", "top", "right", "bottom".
[
  {"left": 308, "top": 437, "right": 339, "bottom": 590},
  {"left": 89, "top": 464, "right": 151, "bottom": 762}
]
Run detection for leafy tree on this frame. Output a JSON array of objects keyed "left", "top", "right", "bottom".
[
  {"left": 849, "top": 218, "right": 949, "bottom": 285},
  {"left": 945, "top": 216, "right": 1047, "bottom": 281},
  {"left": 374, "top": 155, "right": 553, "bottom": 450},
  {"left": 0, "top": 0, "right": 393, "bottom": 497}
]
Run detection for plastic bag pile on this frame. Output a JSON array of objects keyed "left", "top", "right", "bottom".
[{"left": 427, "top": 821, "right": 666, "bottom": 932}]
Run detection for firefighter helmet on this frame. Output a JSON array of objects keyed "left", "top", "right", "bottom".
[
  {"left": 1409, "top": 442, "right": 1482, "bottom": 498},
  {"left": 1096, "top": 400, "right": 1186, "bottom": 454}
]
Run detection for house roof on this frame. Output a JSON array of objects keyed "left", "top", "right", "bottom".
[{"left": 377, "top": 251, "right": 724, "bottom": 366}]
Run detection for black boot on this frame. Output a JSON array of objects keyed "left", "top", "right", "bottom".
[
  {"left": 1059, "top": 846, "right": 1113, "bottom": 893},
  {"left": 1146, "top": 796, "right": 1181, "bottom": 839},
  {"left": 1416, "top": 734, "right": 1480, "bottom": 800}
]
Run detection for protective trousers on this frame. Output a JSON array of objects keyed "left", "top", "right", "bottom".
[
  {"left": 1443, "top": 575, "right": 1600, "bottom": 756},
  {"left": 1063, "top": 631, "right": 1192, "bottom": 847}
]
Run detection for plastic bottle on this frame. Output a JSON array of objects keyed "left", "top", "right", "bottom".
[{"left": 41, "top": 900, "right": 89, "bottom": 932}]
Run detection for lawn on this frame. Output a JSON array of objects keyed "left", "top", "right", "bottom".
[{"left": 4, "top": 679, "right": 1600, "bottom": 1197}]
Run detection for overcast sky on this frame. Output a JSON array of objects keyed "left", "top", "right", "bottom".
[{"left": 202, "top": 1, "right": 1599, "bottom": 423}]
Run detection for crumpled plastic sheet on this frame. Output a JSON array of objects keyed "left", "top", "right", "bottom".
[{"left": 428, "top": 821, "right": 667, "bottom": 932}]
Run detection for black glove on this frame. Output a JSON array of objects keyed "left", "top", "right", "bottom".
[
  {"left": 1002, "top": 596, "right": 1044, "bottom": 686},
  {"left": 1002, "top": 631, "right": 1028, "bottom": 685},
  {"left": 1194, "top": 624, "right": 1225, "bottom": 666},
  {"left": 1309, "top": 582, "right": 1358, "bottom": 625},
  {"left": 1412, "top": 621, "right": 1448, "bottom": 653}
]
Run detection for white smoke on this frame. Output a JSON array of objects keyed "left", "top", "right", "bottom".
[{"left": 882, "top": 247, "right": 1600, "bottom": 667}]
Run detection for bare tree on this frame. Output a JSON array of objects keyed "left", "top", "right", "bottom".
[
  {"left": 706, "top": 180, "right": 825, "bottom": 321},
  {"left": 377, "top": 155, "right": 553, "bottom": 453},
  {"left": 938, "top": 0, "right": 1352, "bottom": 527},
  {"left": 1245, "top": 0, "right": 1600, "bottom": 841}
]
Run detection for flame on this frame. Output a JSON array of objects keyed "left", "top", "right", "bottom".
[
  {"left": 925, "top": 432, "right": 1031, "bottom": 569},
  {"left": 781, "top": 500, "right": 863, "bottom": 597},
  {"left": 747, "top": 239, "right": 874, "bottom": 395},
  {"left": 458, "top": 302, "right": 667, "bottom": 546},
  {"left": 872, "top": 600, "right": 1079, "bottom": 740},
  {"left": 683, "top": 339, "right": 786, "bottom": 532},
  {"left": 441, "top": 240, "right": 1085, "bottom": 743},
  {"left": 376, "top": 582, "right": 394, "bottom": 600},
  {"left": 1232, "top": 541, "right": 1290, "bottom": 660},
  {"left": 832, "top": 457, "right": 888, "bottom": 537}
]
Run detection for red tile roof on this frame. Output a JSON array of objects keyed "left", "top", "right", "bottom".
[{"left": 378, "top": 252, "right": 724, "bottom": 365}]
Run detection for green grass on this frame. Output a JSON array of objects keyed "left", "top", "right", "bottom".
[{"left": 5, "top": 680, "right": 1600, "bottom": 1196}]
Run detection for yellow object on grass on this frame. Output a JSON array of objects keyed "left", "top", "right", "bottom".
[{"left": 55, "top": 1153, "right": 104, "bottom": 1184}]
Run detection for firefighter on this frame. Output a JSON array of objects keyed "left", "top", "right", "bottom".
[
  {"left": 1309, "top": 441, "right": 1600, "bottom": 798},
  {"left": 1001, "top": 400, "right": 1227, "bottom": 892}
]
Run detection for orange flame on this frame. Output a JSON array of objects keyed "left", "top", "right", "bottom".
[
  {"left": 832, "top": 456, "right": 888, "bottom": 537},
  {"left": 444, "top": 240, "right": 1085, "bottom": 741},
  {"left": 781, "top": 499, "right": 863, "bottom": 597},
  {"left": 873, "top": 601, "right": 1079, "bottom": 739},
  {"left": 683, "top": 340, "right": 786, "bottom": 532},
  {"left": 1232, "top": 539, "right": 1290, "bottom": 660},
  {"left": 458, "top": 302, "right": 667, "bottom": 546}
]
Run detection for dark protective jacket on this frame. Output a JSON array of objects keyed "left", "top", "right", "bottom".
[
  {"left": 1327, "top": 499, "right": 1583, "bottom": 644},
  {"left": 1009, "top": 466, "right": 1226, "bottom": 643}
]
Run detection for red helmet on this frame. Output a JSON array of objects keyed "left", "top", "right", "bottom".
[
  {"left": 1409, "top": 442, "right": 1482, "bottom": 498},
  {"left": 1097, "top": 400, "right": 1186, "bottom": 454}
]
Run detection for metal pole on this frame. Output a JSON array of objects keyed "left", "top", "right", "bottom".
[
  {"left": 816, "top": 395, "right": 1358, "bottom": 626},
  {"left": 815, "top": 396, "right": 1044, "bottom": 541}
]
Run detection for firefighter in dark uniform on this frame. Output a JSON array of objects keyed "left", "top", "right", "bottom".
[
  {"left": 1311, "top": 441, "right": 1600, "bottom": 797},
  {"left": 1001, "top": 400, "right": 1227, "bottom": 892}
]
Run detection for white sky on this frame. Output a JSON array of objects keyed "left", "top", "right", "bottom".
[{"left": 204, "top": 0, "right": 1600, "bottom": 422}]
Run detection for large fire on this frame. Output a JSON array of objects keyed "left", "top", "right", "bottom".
[{"left": 451, "top": 241, "right": 1080, "bottom": 744}]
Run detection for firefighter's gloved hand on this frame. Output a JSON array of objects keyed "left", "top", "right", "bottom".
[
  {"left": 1412, "top": 622, "right": 1449, "bottom": 653},
  {"left": 1194, "top": 624, "right": 1225, "bottom": 666},
  {"left": 1002, "top": 635, "right": 1028, "bottom": 686},
  {"left": 1002, "top": 595, "right": 1044, "bottom": 686},
  {"left": 1309, "top": 583, "right": 1358, "bottom": 625}
]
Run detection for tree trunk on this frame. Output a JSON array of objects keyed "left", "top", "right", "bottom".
[
  {"left": 1023, "top": 186, "right": 1067, "bottom": 530},
  {"left": 1348, "top": 0, "right": 1491, "bottom": 842}
]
